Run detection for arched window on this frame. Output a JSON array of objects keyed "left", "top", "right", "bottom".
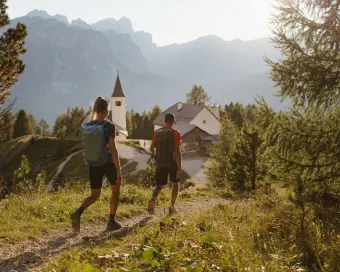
[
  {"left": 115, "top": 101, "right": 122, "bottom": 106},
  {"left": 203, "top": 120, "right": 206, "bottom": 124}
]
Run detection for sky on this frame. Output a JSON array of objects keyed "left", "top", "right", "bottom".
[{"left": 7, "top": 0, "right": 273, "bottom": 46}]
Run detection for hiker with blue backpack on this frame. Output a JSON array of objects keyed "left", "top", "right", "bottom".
[
  {"left": 71, "top": 97, "right": 122, "bottom": 232},
  {"left": 148, "top": 113, "right": 182, "bottom": 215}
]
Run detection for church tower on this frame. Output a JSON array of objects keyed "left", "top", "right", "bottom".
[{"left": 111, "top": 72, "right": 127, "bottom": 132}]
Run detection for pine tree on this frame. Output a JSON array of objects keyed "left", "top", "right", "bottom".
[
  {"left": 13, "top": 110, "right": 34, "bottom": 139},
  {"left": 56, "top": 124, "right": 67, "bottom": 140},
  {"left": 0, "top": 110, "right": 13, "bottom": 142},
  {"left": 209, "top": 103, "right": 268, "bottom": 191},
  {"left": 229, "top": 123, "right": 264, "bottom": 191},
  {"left": 207, "top": 117, "right": 238, "bottom": 188},
  {"left": 186, "top": 85, "right": 211, "bottom": 105},
  {"left": 262, "top": 0, "right": 340, "bottom": 197},
  {"left": 53, "top": 107, "right": 86, "bottom": 139},
  {"left": 28, "top": 114, "right": 40, "bottom": 135},
  {"left": 0, "top": 0, "right": 27, "bottom": 140},
  {"left": 224, "top": 102, "right": 245, "bottom": 128},
  {"left": 39, "top": 119, "right": 49, "bottom": 137}
]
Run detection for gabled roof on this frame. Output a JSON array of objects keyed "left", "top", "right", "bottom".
[
  {"left": 153, "top": 102, "right": 204, "bottom": 126},
  {"left": 174, "top": 121, "right": 212, "bottom": 138},
  {"left": 174, "top": 122, "right": 196, "bottom": 137},
  {"left": 111, "top": 73, "right": 126, "bottom": 98},
  {"left": 207, "top": 107, "right": 220, "bottom": 121}
]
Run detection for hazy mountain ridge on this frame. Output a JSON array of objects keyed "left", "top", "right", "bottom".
[{"left": 8, "top": 11, "right": 283, "bottom": 125}]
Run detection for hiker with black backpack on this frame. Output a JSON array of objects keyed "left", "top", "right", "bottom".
[
  {"left": 71, "top": 97, "right": 122, "bottom": 232},
  {"left": 148, "top": 113, "right": 182, "bottom": 215}
]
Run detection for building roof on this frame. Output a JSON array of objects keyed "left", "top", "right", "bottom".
[
  {"left": 153, "top": 102, "right": 204, "bottom": 126},
  {"left": 174, "top": 121, "right": 212, "bottom": 138},
  {"left": 207, "top": 107, "right": 220, "bottom": 121},
  {"left": 111, "top": 73, "right": 126, "bottom": 98},
  {"left": 174, "top": 121, "right": 196, "bottom": 137}
]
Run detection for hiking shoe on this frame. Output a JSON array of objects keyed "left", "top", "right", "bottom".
[
  {"left": 148, "top": 200, "right": 155, "bottom": 215},
  {"left": 71, "top": 212, "right": 81, "bottom": 233},
  {"left": 169, "top": 206, "right": 178, "bottom": 215},
  {"left": 107, "top": 219, "right": 122, "bottom": 231}
]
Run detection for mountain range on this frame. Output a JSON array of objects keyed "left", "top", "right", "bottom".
[{"left": 5, "top": 9, "right": 286, "bottom": 125}]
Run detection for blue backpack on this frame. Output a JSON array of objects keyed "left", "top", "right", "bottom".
[{"left": 82, "top": 120, "right": 110, "bottom": 167}]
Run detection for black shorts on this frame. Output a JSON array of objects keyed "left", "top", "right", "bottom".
[
  {"left": 156, "top": 164, "right": 180, "bottom": 186},
  {"left": 89, "top": 163, "right": 117, "bottom": 189}
]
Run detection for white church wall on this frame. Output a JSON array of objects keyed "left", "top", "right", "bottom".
[{"left": 111, "top": 97, "right": 127, "bottom": 131}]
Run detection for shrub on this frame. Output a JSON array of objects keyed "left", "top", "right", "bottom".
[{"left": 137, "top": 163, "right": 156, "bottom": 188}]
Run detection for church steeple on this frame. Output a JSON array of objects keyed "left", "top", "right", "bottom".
[
  {"left": 111, "top": 70, "right": 126, "bottom": 98},
  {"left": 111, "top": 71, "right": 127, "bottom": 133}
]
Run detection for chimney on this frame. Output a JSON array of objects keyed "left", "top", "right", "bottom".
[{"left": 177, "top": 102, "right": 183, "bottom": 111}]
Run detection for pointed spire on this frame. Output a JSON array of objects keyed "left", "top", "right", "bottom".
[{"left": 111, "top": 70, "right": 126, "bottom": 97}]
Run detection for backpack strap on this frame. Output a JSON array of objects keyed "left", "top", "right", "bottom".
[{"left": 101, "top": 120, "right": 109, "bottom": 126}]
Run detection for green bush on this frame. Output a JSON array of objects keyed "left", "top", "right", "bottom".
[
  {"left": 119, "top": 185, "right": 149, "bottom": 205},
  {"left": 180, "top": 179, "right": 196, "bottom": 190},
  {"left": 120, "top": 140, "right": 146, "bottom": 153},
  {"left": 137, "top": 163, "right": 156, "bottom": 188}
]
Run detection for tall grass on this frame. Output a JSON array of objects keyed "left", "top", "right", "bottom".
[
  {"left": 0, "top": 184, "right": 153, "bottom": 241},
  {"left": 42, "top": 188, "right": 340, "bottom": 272}
]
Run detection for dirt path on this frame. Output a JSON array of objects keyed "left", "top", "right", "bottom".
[
  {"left": 0, "top": 196, "right": 228, "bottom": 272},
  {"left": 46, "top": 150, "right": 83, "bottom": 191}
]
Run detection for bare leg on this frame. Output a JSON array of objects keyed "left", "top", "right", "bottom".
[
  {"left": 71, "top": 189, "right": 101, "bottom": 232},
  {"left": 81, "top": 189, "right": 101, "bottom": 209},
  {"left": 110, "top": 183, "right": 120, "bottom": 215},
  {"left": 148, "top": 185, "right": 163, "bottom": 214},
  {"left": 107, "top": 184, "right": 122, "bottom": 230},
  {"left": 151, "top": 185, "right": 164, "bottom": 201},
  {"left": 171, "top": 182, "right": 180, "bottom": 207}
]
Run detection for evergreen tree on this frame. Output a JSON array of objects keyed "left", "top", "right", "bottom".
[
  {"left": 224, "top": 102, "right": 245, "bottom": 128},
  {"left": 28, "top": 114, "right": 40, "bottom": 135},
  {"left": 53, "top": 107, "right": 86, "bottom": 139},
  {"left": 126, "top": 105, "right": 162, "bottom": 140},
  {"left": 186, "top": 85, "right": 211, "bottom": 105},
  {"left": 0, "top": 111, "right": 13, "bottom": 142},
  {"left": 0, "top": 0, "right": 27, "bottom": 140},
  {"left": 56, "top": 124, "right": 67, "bottom": 140},
  {"left": 13, "top": 110, "right": 34, "bottom": 138},
  {"left": 207, "top": 117, "right": 238, "bottom": 188},
  {"left": 39, "top": 119, "right": 49, "bottom": 137},
  {"left": 229, "top": 122, "right": 266, "bottom": 191},
  {"left": 208, "top": 108, "right": 267, "bottom": 191},
  {"left": 147, "top": 105, "right": 162, "bottom": 139},
  {"left": 126, "top": 110, "right": 133, "bottom": 137},
  {"left": 150, "top": 105, "right": 162, "bottom": 122},
  {"left": 262, "top": 0, "right": 340, "bottom": 197}
]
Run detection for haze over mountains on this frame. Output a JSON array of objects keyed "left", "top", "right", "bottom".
[{"left": 7, "top": 10, "right": 284, "bottom": 125}]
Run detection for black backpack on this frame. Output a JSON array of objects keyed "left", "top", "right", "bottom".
[{"left": 154, "top": 128, "right": 175, "bottom": 167}]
